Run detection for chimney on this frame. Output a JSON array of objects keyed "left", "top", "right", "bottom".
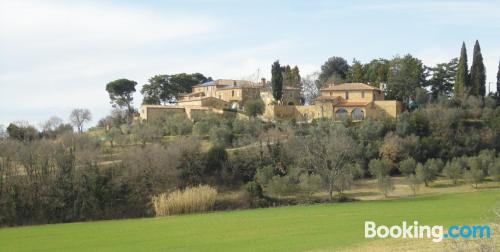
[
  {"left": 233, "top": 80, "right": 237, "bottom": 87},
  {"left": 261, "top": 78, "right": 266, "bottom": 86}
]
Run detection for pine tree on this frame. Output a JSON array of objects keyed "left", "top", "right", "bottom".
[
  {"left": 455, "top": 42, "right": 470, "bottom": 98},
  {"left": 271, "top": 60, "right": 283, "bottom": 102},
  {"left": 470, "top": 40, "right": 486, "bottom": 97}
]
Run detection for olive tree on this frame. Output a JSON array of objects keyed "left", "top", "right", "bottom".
[{"left": 303, "top": 122, "right": 357, "bottom": 201}]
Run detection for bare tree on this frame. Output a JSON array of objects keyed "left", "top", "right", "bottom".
[
  {"left": 41, "top": 116, "right": 63, "bottom": 132},
  {"left": 300, "top": 72, "right": 320, "bottom": 105},
  {"left": 69, "top": 108, "right": 92, "bottom": 133}
]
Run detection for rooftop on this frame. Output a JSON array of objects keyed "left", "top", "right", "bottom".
[{"left": 320, "top": 83, "right": 380, "bottom": 91}]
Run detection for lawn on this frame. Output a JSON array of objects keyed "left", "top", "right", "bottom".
[{"left": 0, "top": 189, "right": 498, "bottom": 252}]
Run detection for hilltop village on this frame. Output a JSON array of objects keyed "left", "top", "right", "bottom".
[{"left": 139, "top": 79, "right": 400, "bottom": 123}]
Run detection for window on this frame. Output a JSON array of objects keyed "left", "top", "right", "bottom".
[
  {"left": 335, "top": 108, "right": 348, "bottom": 120},
  {"left": 232, "top": 90, "right": 235, "bottom": 97},
  {"left": 351, "top": 108, "right": 364, "bottom": 121},
  {"left": 290, "top": 92, "right": 293, "bottom": 98},
  {"left": 330, "top": 91, "right": 333, "bottom": 96},
  {"left": 345, "top": 91, "right": 349, "bottom": 99},
  {"left": 361, "top": 91, "right": 365, "bottom": 98}
]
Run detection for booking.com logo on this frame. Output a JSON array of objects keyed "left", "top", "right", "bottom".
[{"left": 365, "top": 221, "right": 491, "bottom": 243}]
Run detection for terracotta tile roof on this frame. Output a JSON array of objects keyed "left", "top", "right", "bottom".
[
  {"left": 336, "top": 101, "right": 373, "bottom": 107},
  {"left": 179, "top": 91, "right": 204, "bottom": 97},
  {"left": 194, "top": 79, "right": 255, "bottom": 87},
  {"left": 315, "top": 96, "right": 342, "bottom": 101},
  {"left": 320, "top": 83, "right": 380, "bottom": 91}
]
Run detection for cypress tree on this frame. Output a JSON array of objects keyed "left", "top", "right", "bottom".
[
  {"left": 271, "top": 60, "right": 283, "bottom": 102},
  {"left": 470, "top": 40, "right": 486, "bottom": 97},
  {"left": 455, "top": 42, "right": 470, "bottom": 98},
  {"left": 496, "top": 60, "right": 500, "bottom": 99}
]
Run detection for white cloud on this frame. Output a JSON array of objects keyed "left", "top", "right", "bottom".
[{"left": 0, "top": 0, "right": 220, "bottom": 126}]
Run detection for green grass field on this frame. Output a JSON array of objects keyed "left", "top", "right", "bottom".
[{"left": 1, "top": 189, "right": 498, "bottom": 252}]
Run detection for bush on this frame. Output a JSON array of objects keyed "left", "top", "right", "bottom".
[
  {"left": 209, "top": 126, "right": 234, "bottom": 147},
  {"left": 489, "top": 157, "right": 500, "bottom": 181},
  {"left": 151, "top": 185, "right": 217, "bottom": 216},
  {"left": 443, "top": 157, "right": 465, "bottom": 184},
  {"left": 244, "top": 99, "right": 265, "bottom": 117},
  {"left": 246, "top": 181, "right": 264, "bottom": 199},
  {"left": 267, "top": 175, "right": 299, "bottom": 196},
  {"left": 163, "top": 114, "right": 193, "bottom": 136},
  {"left": 255, "top": 165, "right": 275, "bottom": 185},
  {"left": 464, "top": 167, "right": 484, "bottom": 188},
  {"left": 399, "top": 157, "right": 417, "bottom": 176}
]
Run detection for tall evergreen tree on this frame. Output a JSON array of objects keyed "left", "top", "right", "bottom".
[
  {"left": 347, "top": 59, "right": 365, "bottom": 83},
  {"left": 497, "top": 60, "right": 500, "bottom": 99},
  {"left": 455, "top": 42, "right": 470, "bottom": 98},
  {"left": 271, "top": 60, "right": 283, "bottom": 102},
  {"left": 470, "top": 40, "right": 486, "bottom": 97}
]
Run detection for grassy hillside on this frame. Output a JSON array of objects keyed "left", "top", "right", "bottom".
[{"left": 1, "top": 189, "right": 498, "bottom": 252}]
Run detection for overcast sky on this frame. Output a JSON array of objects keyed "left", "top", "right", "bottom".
[{"left": 1, "top": 0, "right": 499, "bottom": 128}]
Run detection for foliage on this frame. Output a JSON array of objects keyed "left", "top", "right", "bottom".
[
  {"left": 246, "top": 181, "right": 264, "bottom": 199},
  {"left": 318, "top": 56, "right": 349, "bottom": 86},
  {"left": 386, "top": 54, "right": 426, "bottom": 104},
  {"left": 281, "top": 65, "right": 301, "bottom": 88},
  {"left": 427, "top": 58, "right": 458, "bottom": 100},
  {"left": 163, "top": 113, "right": 193, "bottom": 136},
  {"left": 105, "top": 79, "right": 137, "bottom": 119},
  {"left": 363, "top": 58, "right": 389, "bottom": 86},
  {"left": 420, "top": 158, "right": 443, "bottom": 186},
  {"left": 455, "top": 42, "right": 470, "bottom": 98},
  {"left": 244, "top": 99, "right": 265, "bottom": 117},
  {"left": 488, "top": 157, "right": 500, "bottom": 181},
  {"left": 6, "top": 122, "right": 39, "bottom": 141},
  {"left": 376, "top": 175, "right": 394, "bottom": 198},
  {"left": 267, "top": 174, "right": 299, "bottom": 196},
  {"left": 302, "top": 122, "right": 357, "bottom": 200},
  {"left": 347, "top": 59, "right": 364, "bottom": 83},
  {"left": 398, "top": 157, "right": 417, "bottom": 176},
  {"left": 368, "top": 159, "right": 393, "bottom": 197},
  {"left": 470, "top": 40, "right": 486, "bottom": 97},
  {"left": 271, "top": 60, "right": 283, "bottom": 101},
  {"left": 464, "top": 166, "right": 484, "bottom": 188},
  {"left": 209, "top": 126, "right": 234, "bottom": 147},
  {"left": 443, "top": 157, "right": 465, "bottom": 184},
  {"left": 141, "top": 73, "right": 211, "bottom": 105},
  {"left": 407, "top": 174, "right": 422, "bottom": 195},
  {"left": 298, "top": 173, "right": 323, "bottom": 198}
]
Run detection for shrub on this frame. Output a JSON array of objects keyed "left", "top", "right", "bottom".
[
  {"left": 443, "top": 157, "right": 465, "bottom": 184},
  {"left": 244, "top": 99, "right": 265, "bottom": 117},
  {"left": 151, "top": 185, "right": 217, "bottom": 216},
  {"left": 163, "top": 114, "right": 193, "bottom": 136},
  {"left": 407, "top": 174, "right": 422, "bottom": 195},
  {"left": 255, "top": 165, "right": 275, "bottom": 185},
  {"left": 377, "top": 175, "right": 394, "bottom": 198},
  {"left": 209, "top": 126, "right": 234, "bottom": 147},
  {"left": 464, "top": 166, "right": 484, "bottom": 188},
  {"left": 399, "top": 157, "right": 417, "bottom": 176},
  {"left": 267, "top": 175, "right": 299, "bottom": 196},
  {"left": 246, "top": 181, "right": 264, "bottom": 199},
  {"left": 489, "top": 157, "right": 500, "bottom": 181},
  {"left": 299, "top": 173, "right": 322, "bottom": 198}
]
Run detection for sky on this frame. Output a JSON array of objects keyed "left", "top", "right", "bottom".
[{"left": 1, "top": 0, "right": 499, "bottom": 128}]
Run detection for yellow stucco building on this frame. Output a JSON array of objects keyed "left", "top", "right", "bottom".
[
  {"left": 263, "top": 83, "right": 400, "bottom": 121},
  {"left": 139, "top": 80, "right": 400, "bottom": 123}
]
